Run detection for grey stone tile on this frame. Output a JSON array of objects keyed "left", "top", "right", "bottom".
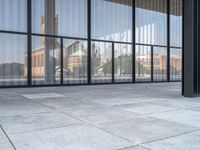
[
  {"left": 57, "top": 101, "right": 101, "bottom": 111},
  {"left": 0, "top": 112, "right": 82, "bottom": 134},
  {"left": 120, "top": 145, "right": 149, "bottom": 150},
  {"left": 87, "top": 98, "right": 138, "bottom": 106},
  {"left": 63, "top": 107, "right": 141, "bottom": 124},
  {"left": 145, "top": 131, "right": 200, "bottom": 150},
  {"left": 150, "top": 99, "right": 200, "bottom": 109},
  {"left": 0, "top": 128, "right": 14, "bottom": 150},
  {"left": 96, "top": 117, "right": 196, "bottom": 144},
  {"left": 0, "top": 135, "right": 14, "bottom": 150},
  {"left": 42, "top": 98, "right": 96, "bottom": 110},
  {"left": 117, "top": 103, "right": 176, "bottom": 115},
  {"left": 23, "top": 93, "right": 64, "bottom": 99},
  {"left": 0, "top": 127, "right": 4, "bottom": 135},
  {"left": 149, "top": 110, "right": 200, "bottom": 128},
  {"left": 190, "top": 106, "right": 200, "bottom": 112},
  {"left": 9, "top": 124, "right": 133, "bottom": 150},
  {"left": 0, "top": 103, "right": 54, "bottom": 117}
]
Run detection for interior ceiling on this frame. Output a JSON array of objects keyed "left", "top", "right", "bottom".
[{"left": 105, "top": 0, "right": 182, "bottom": 16}]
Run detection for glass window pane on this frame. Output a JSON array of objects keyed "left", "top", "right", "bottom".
[
  {"left": 0, "top": 0, "right": 27, "bottom": 32},
  {"left": 63, "top": 39, "right": 88, "bottom": 84},
  {"left": 0, "top": 33, "right": 27, "bottom": 86},
  {"left": 91, "top": 41, "right": 112, "bottom": 83},
  {"left": 32, "top": 36, "right": 61, "bottom": 85},
  {"left": 170, "top": 0, "right": 182, "bottom": 47},
  {"left": 92, "top": 0, "right": 132, "bottom": 42},
  {"left": 136, "top": 0, "right": 167, "bottom": 46},
  {"left": 170, "top": 48, "right": 182, "bottom": 81},
  {"left": 114, "top": 43, "right": 132, "bottom": 82},
  {"left": 153, "top": 47, "right": 167, "bottom": 81},
  {"left": 170, "top": 0, "right": 182, "bottom": 81},
  {"left": 32, "top": 0, "right": 87, "bottom": 38},
  {"left": 136, "top": 45, "right": 151, "bottom": 82}
]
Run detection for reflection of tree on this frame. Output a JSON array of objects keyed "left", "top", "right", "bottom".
[
  {"left": 136, "top": 61, "right": 150, "bottom": 75},
  {"left": 170, "top": 65, "right": 181, "bottom": 75},
  {"left": 114, "top": 55, "right": 132, "bottom": 74},
  {"left": 0, "top": 63, "right": 24, "bottom": 78}
]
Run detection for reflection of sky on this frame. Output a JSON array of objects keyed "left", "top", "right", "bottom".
[
  {"left": 0, "top": 33, "right": 27, "bottom": 64},
  {"left": 0, "top": 0, "right": 27, "bottom": 31},
  {"left": 0, "top": 0, "right": 182, "bottom": 64}
]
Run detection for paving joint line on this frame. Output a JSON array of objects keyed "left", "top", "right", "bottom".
[{"left": 0, "top": 124, "right": 16, "bottom": 150}]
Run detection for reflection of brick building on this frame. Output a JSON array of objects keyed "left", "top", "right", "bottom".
[
  {"left": 136, "top": 54, "right": 181, "bottom": 71},
  {"left": 24, "top": 16, "right": 87, "bottom": 78},
  {"left": 24, "top": 40, "right": 87, "bottom": 78}
]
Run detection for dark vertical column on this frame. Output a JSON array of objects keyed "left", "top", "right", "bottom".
[
  {"left": 132, "top": 0, "right": 136, "bottom": 83},
  {"left": 44, "top": 0, "right": 56, "bottom": 83},
  {"left": 112, "top": 42, "right": 114, "bottom": 83},
  {"left": 167, "top": 0, "right": 170, "bottom": 82},
  {"left": 182, "top": 0, "right": 184, "bottom": 95},
  {"left": 60, "top": 38, "right": 63, "bottom": 85},
  {"left": 183, "top": 0, "right": 199, "bottom": 97},
  {"left": 88, "top": 0, "right": 91, "bottom": 84},
  {"left": 27, "top": 0, "right": 32, "bottom": 86},
  {"left": 151, "top": 45, "right": 154, "bottom": 82}
]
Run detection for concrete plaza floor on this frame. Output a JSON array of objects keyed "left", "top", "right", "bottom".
[{"left": 1, "top": 82, "right": 200, "bottom": 150}]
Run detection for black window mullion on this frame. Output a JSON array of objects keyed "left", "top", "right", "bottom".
[
  {"left": 88, "top": 0, "right": 91, "bottom": 84},
  {"left": 133, "top": 0, "right": 136, "bottom": 83},
  {"left": 28, "top": 0, "right": 32, "bottom": 87},
  {"left": 60, "top": 38, "right": 63, "bottom": 85}
]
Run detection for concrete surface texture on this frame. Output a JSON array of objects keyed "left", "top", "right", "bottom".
[{"left": 0, "top": 82, "right": 200, "bottom": 150}]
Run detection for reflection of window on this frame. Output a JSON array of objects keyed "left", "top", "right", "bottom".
[
  {"left": 92, "top": 0, "right": 132, "bottom": 42},
  {"left": 0, "top": 33, "right": 27, "bottom": 86},
  {"left": 63, "top": 40, "right": 88, "bottom": 84},
  {"left": 136, "top": 0, "right": 167, "bottom": 46},
  {"left": 91, "top": 42, "right": 112, "bottom": 83},
  {"left": 32, "top": 0, "right": 87, "bottom": 37},
  {"left": 0, "top": 0, "right": 27, "bottom": 32}
]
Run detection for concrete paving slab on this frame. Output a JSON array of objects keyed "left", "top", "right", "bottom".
[
  {"left": 57, "top": 101, "right": 101, "bottom": 111},
  {"left": 63, "top": 107, "right": 141, "bottom": 124},
  {"left": 23, "top": 93, "right": 64, "bottom": 99},
  {"left": 96, "top": 117, "right": 196, "bottom": 144},
  {"left": 0, "top": 103, "right": 54, "bottom": 117},
  {"left": 87, "top": 98, "right": 138, "bottom": 106},
  {"left": 145, "top": 131, "right": 200, "bottom": 150},
  {"left": 0, "top": 127, "right": 14, "bottom": 150},
  {"left": 42, "top": 99, "right": 99, "bottom": 110},
  {"left": 0, "top": 135, "right": 14, "bottom": 150},
  {"left": 149, "top": 110, "right": 200, "bottom": 128},
  {"left": 150, "top": 99, "right": 200, "bottom": 109},
  {"left": 9, "top": 124, "right": 133, "bottom": 150},
  {"left": 117, "top": 103, "right": 177, "bottom": 115},
  {"left": 120, "top": 145, "right": 149, "bottom": 150},
  {"left": 0, "top": 112, "right": 82, "bottom": 134}
]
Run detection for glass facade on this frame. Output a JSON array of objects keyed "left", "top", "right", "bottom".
[
  {"left": 114, "top": 43, "right": 132, "bottom": 82},
  {"left": 0, "top": 0, "right": 182, "bottom": 87},
  {"left": 32, "top": 36, "right": 61, "bottom": 85},
  {"left": 170, "top": 0, "right": 182, "bottom": 81},
  {"left": 91, "top": 41, "right": 112, "bottom": 83},
  {"left": 91, "top": 0, "right": 132, "bottom": 42},
  {"left": 0, "top": 33, "right": 27, "bottom": 86},
  {"left": 153, "top": 47, "right": 167, "bottom": 81},
  {"left": 63, "top": 39, "right": 88, "bottom": 84},
  {"left": 32, "top": 0, "right": 87, "bottom": 38},
  {"left": 0, "top": 0, "right": 27, "bottom": 32},
  {"left": 136, "top": 45, "right": 151, "bottom": 82}
]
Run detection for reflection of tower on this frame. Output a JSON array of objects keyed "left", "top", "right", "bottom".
[
  {"left": 43, "top": 0, "right": 58, "bottom": 83},
  {"left": 41, "top": 15, "right": 58, "bottom": 46}
]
